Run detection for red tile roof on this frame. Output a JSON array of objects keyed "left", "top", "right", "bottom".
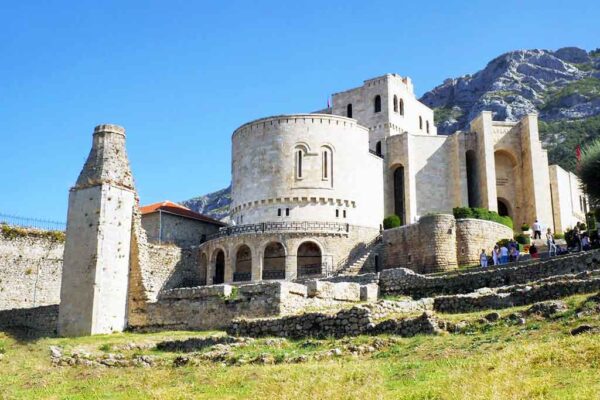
[{"left": 140, "top": 201, "right": 226, "bottom": 226}]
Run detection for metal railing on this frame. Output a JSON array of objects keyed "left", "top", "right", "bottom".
[
  {"left": 233, "top": 272, "right": 252, "bottom": 282},
  {"left": 335, "top": 234, "right": 382, "bottom": 271},
  {"left": 262, "top": 270, "right": 286, "bottom": 280},
  {"left": 208, "top": 221, "right": 350, "bottom": 240},
  {"left": 0, "top": 213, "right": 66, "bottom": 231},
  {"left": 298, "top": 263, "right": 325, "bottom": 277}
]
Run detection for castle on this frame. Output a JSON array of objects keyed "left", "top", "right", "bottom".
[{"left": 52, "top": 74, "right": 588, "bottom": 336}]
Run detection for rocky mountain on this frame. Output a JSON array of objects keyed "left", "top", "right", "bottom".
[
  {"left": 184, "top": 47, "right": 600, "bottom": 219},
  {"left": 180, "top": 185, "right": 232, "bottom": 221}
]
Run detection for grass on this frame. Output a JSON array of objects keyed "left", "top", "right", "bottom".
[{"left": 0, "top": 294, "right": 599, "bottom": 399}]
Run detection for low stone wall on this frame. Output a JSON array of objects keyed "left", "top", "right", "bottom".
[
  {"left": 131, "top": 280, "right": 372, "bottom": 331},
  {"left": 455, "top": 219, "right": 513, "bottom": 266},
  {"left": 0, "top": 233, "right": 63, "bottom": 310},
  {"left": 227, "top": 306, "right": 443, "bottom": 339},
  {"left": 0, "top": 305, "right": 58, "bottom": 337},
  {"left": 434, "top": 274, "right": 600, "bottom": 313},
  {"left": 379, "top": 250, "right": 600, "bottom": 298},
  {"left": 383, "top": 214, "right": 457, "bottom": 273}
]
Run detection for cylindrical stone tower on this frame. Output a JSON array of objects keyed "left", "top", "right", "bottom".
[
  {"left": 230, "top": 114, "right": 384, "bottom": 229},
  {"left": 58, "top": 124, "right": 136, "bottom": 337}
]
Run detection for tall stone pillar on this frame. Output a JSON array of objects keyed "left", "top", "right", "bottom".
[{"left": 58, "top": 124, "right": 136, "bottom": 337}]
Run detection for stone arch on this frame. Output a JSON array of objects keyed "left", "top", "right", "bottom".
[
  {"left": 294, "top": 143, "right": 309, "bottom": 180},
  {"left": 233, "top": 244, "right": 252, "bottom": 282},
  {"left": 374, "top": 95, "right": 382, "bottom": 113},
  {"left": 211, "top": 248, "right": 226, "bottom": 285},
  {"left": 321, "top": 145, "right": 333, "bottom": 182},
  {"left": 465, "top": 150, "right": 480, "bottom": 208},
  {"left": 393, "top": 164, "right": 406, "bottom": 225},
  {"left": 297, "top": 240, "right": 324, "bottom": 277},
  {"left": 262, "top": 241, "right": 286, "bottom": 280},
  {"left": 199, "top": 252, "right": 208, "bottom": 285},
  {"left": 494, "top": 149, "right": 519, "bottom": 223}
]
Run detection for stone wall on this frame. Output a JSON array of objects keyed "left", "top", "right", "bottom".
[
  {"left": 131, "top": 280, "right": 372, "bottom": 332},
  {"left": 142, "top": 212, "right": 221, "bottom": 247},
  {"left": 383, "top": 214, "right": 457, "bottom": 273},
  {"left": 379, "top": 249, "right": 600, "bottom": 298},
  {"left": 0, "top": 305, "right": 58, "bottom": 337},
  {"left": 0, "top": 233, "right": 63, "bottom": 311},
  {"left": 455, "top": 218, "right": 514, "bottom": 266}
]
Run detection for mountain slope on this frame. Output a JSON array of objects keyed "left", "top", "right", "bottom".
[{"left": 185, "top": 47, "right": 600, "bottom": 219}]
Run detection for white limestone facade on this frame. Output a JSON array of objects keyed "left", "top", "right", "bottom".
[{"left": 231, "top": 114, "right": 383, "bottom": 229}]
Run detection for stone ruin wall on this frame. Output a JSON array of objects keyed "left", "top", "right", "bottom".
[
  {"left": 130, "top": 280, "right": 378, "bottom": 332},
  {"left": 0, "top": 233, "right": 63, "bottom": 311},
  {"left": 379, "top": 249, "right": 600, "bottom": 298},
  {"left": 383, "top": 215, "right": 513, "bottom": 273}
]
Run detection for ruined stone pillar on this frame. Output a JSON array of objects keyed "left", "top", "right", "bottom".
[
  {"left": 285, "top": 254, "right": 297, "bottom": 280},
  {"left": 224, "top": 251, "right": 234, "bottom": 283},
  {"left": 251, "top": 250, "right": 262, "bottom": 282},
  {"left": 58, "top": 124, "right": 136, "bottom": 337}
]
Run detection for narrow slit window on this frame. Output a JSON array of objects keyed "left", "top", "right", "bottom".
[
  {"left": 286, "top": 208, "right": 290, "bottom": 216},
  {"left": 343, "top": 210, "right": 347, "bottom": 218},
  {"left": 278, "top": 208, "right": 281, "bottom": 217},
  {"left": 297, "top": 150, "right": 303, "bottom": 178}
]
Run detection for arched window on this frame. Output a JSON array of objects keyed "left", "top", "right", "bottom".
[
  {"left": 419, "top": 116, "right": 423, "bottom": 130},
  {"left": 374, "top": 95, "right": 381, "bottom": 113},
  {"left": 399, "top": 99, "right": 404, "bottom": 115},
  {"left": 347, "top": 104, "right": 353, "bottom": 118},
  {"left": 375, "top": 141, "right": 382, "bottom": 156},
  {"left": 295, "top": 149, "right": 304, "bottom": 179},
  {"left": 322, "top": 146, "right": 333, "bottom": 181},
  {"left": 297, "top": 241, "right": 322, "bottom": 277},
  {"left": 426, "top": 120, "right": 430, "bottom": 133},
  {"left": 393, "top": 95, "right": 398, "bottom": 112},
  {"left": 263, "top": 242, "right": 286, "bottom": 280}
]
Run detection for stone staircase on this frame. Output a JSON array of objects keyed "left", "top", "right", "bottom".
[{"left": 335, "top": 236, "right": 383, "bottom": 276}]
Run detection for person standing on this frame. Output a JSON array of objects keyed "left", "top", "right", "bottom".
[
  {"left": 546, "top": 228, "right": 557, "bottom": 257},
  {"left": 480, "top": 249, "right": 488, "bottom": 268},
  {"left": 532, "top": 219, "right": 542, "bottom": 240},
  {"left": 500, "top": 244, "right": 509, "bottom": 264},
  {"left": 492, "top": 245, "right": 500, "bottom": 266}
]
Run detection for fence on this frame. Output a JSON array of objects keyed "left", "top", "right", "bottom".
[{"left": 0, "top": 213, "right": 66, "bottom": 232}]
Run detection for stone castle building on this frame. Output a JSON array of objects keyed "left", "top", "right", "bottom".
[{"left": 197, "top": 74, "right": 587, "bottom": 286}]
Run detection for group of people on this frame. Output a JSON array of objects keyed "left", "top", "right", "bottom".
[
  {"left": 478, "top": 217, "right": 596, "bottom": 268},
  {"left": 479, "top": 239, "right": 521, "bottom": 267}
]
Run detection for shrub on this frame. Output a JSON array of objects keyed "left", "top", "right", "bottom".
[
  {"left": 514, "top": 233, "right": 531, "bottom": 245},
  {"left": 497, "top": 238, "right": 511, "bottom": 248},
  {"left": 383, "top": 215, "right": 401, "bottom": 230},
  {"left": 554, "top": 232, "right": 565, "bottom": 240},
  {"left": 453, "top": 207, "right": 513, "bottom": 229},
  {"left": 586, "top": 212, "right": 597, "bottom": 231},
  {"left": 452, "top": 207, "right": 473, "bottom": 219},
  {"left": 521, "top": 223, "right": 530, "bottom": 231}
]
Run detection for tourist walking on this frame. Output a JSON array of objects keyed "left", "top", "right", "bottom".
[
  {"left": 480, "top": 249, "right": 488, "bottom": 268},
  {"left": 532, "top": 219, "right": 542, "bottom": 239},
  {"left": 546, "top": 228, "right": 557, "bottom": 257}
]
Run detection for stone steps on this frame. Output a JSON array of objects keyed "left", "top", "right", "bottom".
[{"left": 337, "top": 243, "right": 383, "bottom": 276}]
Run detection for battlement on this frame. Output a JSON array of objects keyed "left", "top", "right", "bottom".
[{"left": 93, "top": 124, "right": 126, "bottom": 136}]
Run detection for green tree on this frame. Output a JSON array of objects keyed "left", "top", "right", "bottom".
[{"left": 579, "top": 139, "right": 600, "bottom": 208}]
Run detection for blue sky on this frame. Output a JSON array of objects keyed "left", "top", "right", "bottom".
[{"left": 1, "top": 0, "right": 599, "bottom": 222}]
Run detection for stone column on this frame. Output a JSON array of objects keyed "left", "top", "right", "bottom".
[
  {"left": 224, "top": 250, "right": 234, "bottom": 283},
  {"left": 285, "top": 254, "right": 297, "bottom": 280},
  {"left": 58, "top": 124, "right": 136, "bottom": 337},
  {"left": 251, "top": 250, "right": 262, "bottom": 282}
]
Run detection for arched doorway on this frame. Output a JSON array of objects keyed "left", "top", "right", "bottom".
[
  {"left": 199, "top": 253, "right": 208, "bottom": 285},
  {"left": 497, "top": 198, "right": 510, "bottom": 217},
  {"left": 466, "top": 150, "right": 479, "bottom": 208},
  {"left": 494, "top": 150, "right": 519, "bottom": 223},
  {"left": 234, "top": 245, "right": 252, "bottom": 282},
  {"left": 213, "top": 249, "right": 225, "bottom": 285},
  {"left": 393, "top": 165, "right": 405, "bottom": 225},
  {"left": 263, "top": 242, "right": 285, "bottom": 280},
  {"left": 297, "top": 241, "right": 322, "bottom": 277}
]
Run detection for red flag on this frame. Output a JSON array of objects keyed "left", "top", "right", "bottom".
[{"left": 576, "top": 145, "right": 581, "bottom": 163}]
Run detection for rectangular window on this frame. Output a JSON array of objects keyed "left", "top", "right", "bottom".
[
  {"left": 278, "top": 209, "right": 281, "bottom": 217},
  {"left": 297, "top": 151, "right": 303, "bottom": 178},
  {"left": 336, "top": 209, "right": 339, "bottom": 218},
  {"left": 343, "top": 210, "right": 347, "bottom": 218},
  {"left": 323, "top": 151, "right": 328, "bottom": 179},
  {"left": 286, "top": 208, "right": 290, "bottom": 216}
]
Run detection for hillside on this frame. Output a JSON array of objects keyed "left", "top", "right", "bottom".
[{"left": 184, "top": 47, "right": 600, "bottom": 219}]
